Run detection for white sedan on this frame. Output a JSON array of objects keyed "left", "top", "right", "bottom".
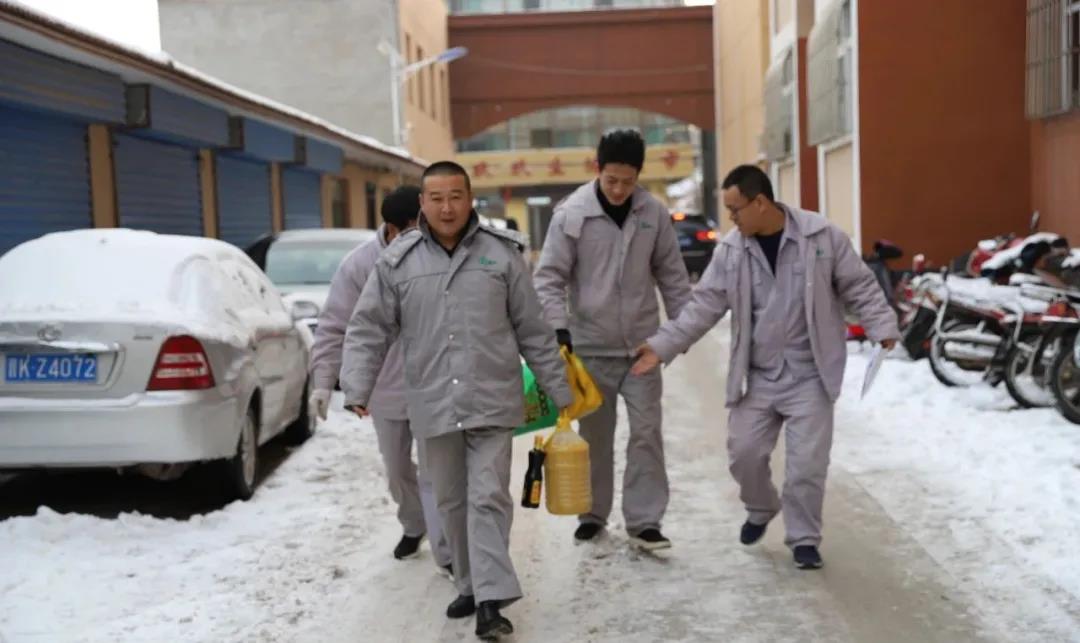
[{"left": 0, "top": 229, "right": 314, "bottom": 501}]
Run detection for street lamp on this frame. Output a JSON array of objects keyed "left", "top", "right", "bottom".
[{"left": 378, "top": 43, "right": 468, "bottom": 149}]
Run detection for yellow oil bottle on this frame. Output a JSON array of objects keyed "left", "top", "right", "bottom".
[{"left": 543, "top": 415, "right": 592, "bottom": 515}]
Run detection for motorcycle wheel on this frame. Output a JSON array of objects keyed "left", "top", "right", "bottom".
[
  {"left": 1003, "top": 335, "right": 1055, "bottom": 408},
  {"left": 929, "top": 320, "right": 994, "bottom": 388},
  {"left": 1049, "top": 331, "right": 1080, "bottom": 424}
]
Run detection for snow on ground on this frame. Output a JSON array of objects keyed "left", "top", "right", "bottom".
[
  {"left": 0, "top": 410, "right": 394, "bottom": 642},
  {"left": 836, "top": 344, "right": 1080, "bottom": 639},
  {"left": 2, "top": 328, "right": 1080, "bottom": 642}
]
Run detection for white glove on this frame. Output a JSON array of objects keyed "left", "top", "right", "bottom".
[{"left": 309, "top": 388, "right": 331, "bottom": 421}]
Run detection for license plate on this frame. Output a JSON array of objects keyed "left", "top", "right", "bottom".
[
  {"left": 679, "top": 237, "right": 692, "bottom": 248},
  {"left": 4, "top": 353, "right": 98, "bottom": 383}
]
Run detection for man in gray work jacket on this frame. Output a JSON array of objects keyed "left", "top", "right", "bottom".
[
  {"left": 308, "top": 185, "right": 450, "bottom": 571},
  {"left": 533, "top": 129, "right": 692, "bottom": 551},
  {"left": 633, "top": 165, "right": 900, "bottom": 570},
  {"left": 340, "top": 161, "right": 572, "bottom": 640}
]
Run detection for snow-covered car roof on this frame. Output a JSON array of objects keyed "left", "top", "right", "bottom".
[{"left": 0, "top": 229, "right": 252, "bottom": 319}]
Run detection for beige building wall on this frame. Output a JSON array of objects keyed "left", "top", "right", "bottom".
[
  {"left": 774, "top": 0, "right": 795, "bottom": 33},
  {"left": 714, "top": 0, "right": 770, "bottom": 230},
  {"left": 505, "top": 198, "right": 527, "bottom": 234},
  {"left": 341, "top": 163, "right": 373, "bottom": 229},
  {"left": 400, "top": 0, "right": 454, "bottom": 163},
  {"left": 341, "top": 162, "right": 415, "bottom": 230},
  {"left": 823, "top": 143, "right": 855, "bottom": 239},
  {"left": 777, "top": 161, "right": 797, "bottom": 204}
]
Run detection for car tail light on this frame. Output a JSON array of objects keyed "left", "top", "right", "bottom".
[
  {"left": 695, "top": 229, "right": 718, "bottom": 242},
  {"left": 1046, "top": 300, "right": 1079, "bottom": 319},
  {"left": 147, "top": 336, "right": 215, "bottom": 391}
]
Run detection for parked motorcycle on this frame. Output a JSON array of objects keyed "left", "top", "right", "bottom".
[
  {"left": 925, "top": 277, "right": 1053, "bottom": 404},
  {"left": 999, "top": 285, "right": 1078, "bottom": 409},
  {"left": 1042, "top": 290, "right": 1080, "bottom": 424}
]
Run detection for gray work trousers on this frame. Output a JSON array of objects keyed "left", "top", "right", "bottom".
[
  {"left": 727, "top": 369, "right": 835, "bottom": 549},
  {"left": 372, "top": 416, "right": 452, "bottom": 567},
  {"left": 577, "top": 356, "right": 668, "bottom": 535},
  {"left": 424, "top": 427, "right": 521, "bottom": 606}
]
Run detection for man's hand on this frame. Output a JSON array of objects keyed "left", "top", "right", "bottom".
[
  {"left": 630, "top": 343, "right": 661, "bottom": 376},
  {"left": 881, "top": 339, "right": 897, "bottom": 351},
  {"left": 309, "top": 388, "right": 332, "bottom": 421},
  {"left": 348, "top": 405, "right": 369, "bottom": 418},
  {"left": 555, "top": 328, "right": 573, "bottom": 353}
]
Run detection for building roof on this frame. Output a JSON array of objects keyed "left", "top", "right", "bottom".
[{"left": 0, "top": 0, "right": 426, "bottom": 176}]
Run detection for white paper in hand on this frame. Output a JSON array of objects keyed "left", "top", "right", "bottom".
[{"left": 861, "top": 345, "right": 887, "bottom": 400}]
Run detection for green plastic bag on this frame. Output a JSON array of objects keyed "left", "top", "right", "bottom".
[{"left": 515, "top": 361, "right": 559, "bottom": 436}]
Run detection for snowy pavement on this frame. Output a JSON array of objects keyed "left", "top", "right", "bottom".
[{"left": 2, "top": 326, "right": 1080, "bottom": 642}]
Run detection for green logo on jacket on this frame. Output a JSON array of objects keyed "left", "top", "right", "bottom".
[
  {"left": 479, "top": 256, "right": 497, "bottom": 266},
  {"left": 639, "top": 221, "right": 654, "bottom": 230}
]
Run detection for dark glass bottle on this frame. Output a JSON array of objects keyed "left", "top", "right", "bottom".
[{"left": 521, "top": 434, "right": 545, "bottom": 509}]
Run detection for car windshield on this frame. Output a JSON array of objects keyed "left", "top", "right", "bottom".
[{"left": 265, "top": 241, "right": 359, "bottom": 286}]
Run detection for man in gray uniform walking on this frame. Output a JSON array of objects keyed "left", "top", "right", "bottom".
[
  {"left": 632, "top": 165, "right": 899, "bottom": 569},
  {"left": 308, "top": 186, "right": 451, "bottom": 571},
  {"left": 340, "top": 161, "right": 572, "bottom": 639},
  {"left": 533, "top": 129, "right": 692, "bottom": 551}
]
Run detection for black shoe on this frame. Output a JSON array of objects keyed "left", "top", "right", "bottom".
[
  {"left": 629, "top": 528, "right": 672, "bottom": 551},
  {"left": 393, "top": 533, "right": 425, "bottom": 560},
  {"left": 475, "top": 601, "right": 513, "bottom": 640},
  {"left": 438, "top": 563, "right": 454, "bottom": 580},
  {"left": 793, "top": 545, "right": 824, "bottom": 570},
  {"left": 446, "top": 594, "right": 476, "bottom": 619},
  {"left": 740, "top": 520, "right": 769, "bottom": 545},
  {"left": 574, "top": 522, "right": 603, "bottom": 541}
]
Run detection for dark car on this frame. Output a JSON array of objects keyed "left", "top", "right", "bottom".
[{"left": 671, "top": 212, "right": 716, "bottom": 280}]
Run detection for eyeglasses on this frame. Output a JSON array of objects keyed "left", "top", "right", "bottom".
[{"left": 726, "top": 194, "right": 760, "bottom": 215}]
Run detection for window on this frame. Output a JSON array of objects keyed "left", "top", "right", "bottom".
[
  {"left": 440, "top": 68, "right": 449, "bottom": 125},
  {"left": 428, "top": 63, "right": 437, "bottom": 119},
  {"left": 404, "top": 34, "right": 414, "bottom": 105},
  {"left": 1026, "top": 0, "right": 1080, "bottom": 118},
  {"left": 454, "top": 105, "right": 692, "bottom": 151},
  {"left": 530, "top": 128, "right": 553, "bottom": 147},
  {"left": 837, "top": 0, "right": 853, "bottom": 134},
  {"left": 417, "top": 46, "right": 426, "bottom": 113},
  {"left": 1070, "top": 1, "right": 1080, "bottom": 108},
  {"left": 806, "top": 0, "right": 853, "bottom": 145},
  {"left": 763, "top": 48, "right": 795, "bottom": 160}
]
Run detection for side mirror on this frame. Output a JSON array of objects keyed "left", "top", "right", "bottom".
[
  {"left": 290, "top": 300, "right": 320, "bottom": 322},
  {"left": 1030, "top": 210, "right": 1041, "bottom": 233}
]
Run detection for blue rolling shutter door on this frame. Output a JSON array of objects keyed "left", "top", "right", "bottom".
[
  {"left": 217, "top": 155, "right": 271, "bottom": 247},
  {"left": 282, "top": 168, "right": 322, "bottom": 229},
  {"left": 0, "top": 106, "right": 91, "bottom": 256},
  {"left": 114, "top": 134, "right": 202, "bottom": 236}
]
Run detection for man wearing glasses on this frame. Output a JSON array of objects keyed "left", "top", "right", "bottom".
[{"left": 632, "top": 164, "right": 899, "bottom": 570}]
